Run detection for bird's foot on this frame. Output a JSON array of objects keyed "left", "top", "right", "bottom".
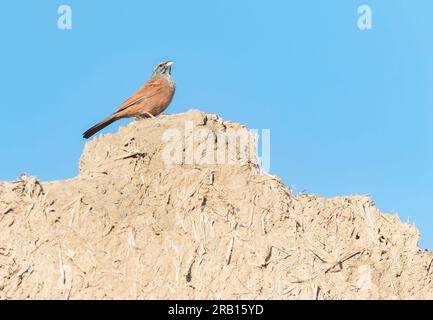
[{"left": 135, "top": 113, "right": 156, "bottom": 121}]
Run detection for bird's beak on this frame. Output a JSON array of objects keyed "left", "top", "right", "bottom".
[{"left": 165, "top": 61, "right": 174, "bottom": 67}]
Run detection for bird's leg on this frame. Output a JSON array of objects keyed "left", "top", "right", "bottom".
[{"left": 135, "top": 113, "right": 155, "bottom": 121}]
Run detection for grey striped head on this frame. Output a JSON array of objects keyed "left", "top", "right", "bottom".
[{"left": 152, "top": 61, "right": 174, "bottom": 78}]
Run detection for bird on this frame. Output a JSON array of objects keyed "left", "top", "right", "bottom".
[{"left": 83, "top": 61, "right": 175, "bottom": 139}]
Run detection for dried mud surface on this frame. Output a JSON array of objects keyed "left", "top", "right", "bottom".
[{"left": 0, "top": 109, "right": 432, "bottom": 299}]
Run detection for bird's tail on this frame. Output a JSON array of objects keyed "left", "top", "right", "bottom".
[{"left": 83, "top": 114, "right": 118, "bottom": 139}]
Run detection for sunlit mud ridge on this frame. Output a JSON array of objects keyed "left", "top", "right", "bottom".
[{"left": 0, "top": 109, "right": 432, "bottom": 299}]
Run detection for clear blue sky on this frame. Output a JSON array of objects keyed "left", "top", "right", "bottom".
[{"left": 0, "top": 1, "right": 432, "bottom": 248}]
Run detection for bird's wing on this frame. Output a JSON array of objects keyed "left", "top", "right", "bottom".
[{"left": 113, "top": 77, "right": 166, "bottom": 115}]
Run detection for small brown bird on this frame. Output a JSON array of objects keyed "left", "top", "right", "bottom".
[{"left": 83, "top": 61, "right": 175, "bottom": 139}]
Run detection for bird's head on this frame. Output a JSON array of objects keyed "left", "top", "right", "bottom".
[{"left": 152, "top": 61, "right": 174, "bottom": 78}]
